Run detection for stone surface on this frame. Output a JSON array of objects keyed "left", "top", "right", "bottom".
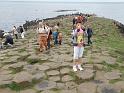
[
  {"left": 49, "top": 76, "right": 61, "bottom": 82},
  {"left": 32, "top": 72, "right": 45, "bottom": 80},
  {"left": 113, "top": 81, "right": 124, "bottom": 92},
  {"left": 60, "top": 68, "right": 71, "bottom": 74},
  {"left": 62, "top": 75, "right": 73, "bottom": 82},
  {"left": 46, "top": 70, "right": 60, "bottom": 76},
  {"left": 19, "top": 89, "right": 36, "bottom": 93},
  {"left": 56, "top": 83, "right": 65, "bottom": 89},
  {"left": 77, "top": 82, "right": 97, "bottom": 93},
  {"left": 41, "top": 90, "right": 56, "bottom": 93},
  {"left": 76, "top": 69, "right": 95, "bottom": 80},
  {"left": 0, "top": 88, "right": 16, "bottom": 93},
  {"left": 13, "top": 71, "right": 33, "bottom": 83},
  {"left": 34, "top": 80, "right": 56, "bottom": 91},
  {"left": 36, "top": 64, "right": 50, "bottom": 71},
  {"left": 59, "top": 88, "right": 77, "bottom": 93},
  {"left": 65, "top": 81, "right": 77, "bottom": 89},
  {"left": 23, "top": 65, "right": 37, "bottom": 74},
  {"left": 9, "top": 62, "right": 27, "bottom": 68},
  {"left": 104, "top": 71, "right": 122, "bottom": 80},
  {"left": 97, "top": 84, "right": 119, "bottom": 93}
]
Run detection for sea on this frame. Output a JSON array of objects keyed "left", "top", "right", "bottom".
[{"left": 0, "top": 1, "right": 124, "bottom": 31}]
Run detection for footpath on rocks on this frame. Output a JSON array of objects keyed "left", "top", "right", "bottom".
[{"left": 0, "top": 14, "right": 124, "bottom": 93}]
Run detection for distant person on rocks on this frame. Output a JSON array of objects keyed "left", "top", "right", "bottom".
[
  {"left": 12, "top": 26, "right": 18, "bottom": 39},
  {"left": 58, "top": 32, "right": 62, "bottom": 45},
  {"left": 38, "top": 23, "right": 48, "bottom": 52},
  {"left": 47, "top": 27, "right": 52, "bottom": 49},
  {"left": 3, "top": 33, "right": 14, "bottom": 47},
  {"left": 72, "top": 23, "right": 85, "bottom": 71},
  {"left": 20, "top": 26, "right": 25, "bottom": 39},
  {"left": 0, "top": 30, "right": 4, "bottom": 39},
  {"left": 53, "top": 28, "right": 59, "bottom": 45},
  {"left": 86, "top": 25, "right": 93, "bottom": 45}
]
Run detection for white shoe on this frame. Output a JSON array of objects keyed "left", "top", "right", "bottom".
[
  {"left": 78, "top": 65, "right": 84, "bottom": 71},
  {"left": 73, "top": 65, "right": 77, "bottom": 72}
]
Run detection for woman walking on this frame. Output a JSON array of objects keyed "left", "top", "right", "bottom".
[{"left": 38, "top": 22, "right": 48, "bottom": 52}]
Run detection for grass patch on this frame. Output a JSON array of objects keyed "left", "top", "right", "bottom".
[
  {"left": 27, "top": 58, "right": 41, "bottom": 65},
  {"left": 0, "top": 82, "right": 32, "bottom": 91},
  {"left": 109, "top": 79, "right": 122, "bottom": 84},
  {"left": 102, "top": 61, "right": 119, "bottom": 72},
  {"left": 18, "top": 48, "right": 26, "bottom": 53},
  {"left": 10, "top": 66, "right": 24, "bottom": 74}
]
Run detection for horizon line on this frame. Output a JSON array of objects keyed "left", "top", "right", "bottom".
[{"left": 1, "top": 1, "right": 124, "bottom": 3}]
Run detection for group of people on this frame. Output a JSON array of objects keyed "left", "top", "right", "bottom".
[
  {"left": 0, "top": 25, "right": 25, "bottom": 49},
  {"left": 37, "top": 21, "right": 62, "bottom": 52},
  {"left": 72, "top": 15, "right": 93, "bottom": 71}
]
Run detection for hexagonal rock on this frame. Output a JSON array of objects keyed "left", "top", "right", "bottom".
[
  {"left": 103, "top": 56, "right": 116, "bottom": 65},
  {"left": 60, "top": 68, "right": 71, "bottom": 74},
  {"left": 0, "top": 88, "right": 16, "bottom": 93},
  {"left": 94, "top": 64, "right": 104, "bottom": 70},
  {"left": 34, "top": 80, "right": 56, "bottom": 91},
  {"left": 41, "top": 90, "right": 56, "bottom": 93},
  {"left": 62, "top": 75, "right": 73, "bottom": 82},
  {"left": 23, "top": 65, "right": 37, "bottom": 74},
  {"left": 97, "top": 84, "right": 119, "bottom": 93},
  {"left": 56, "top": 83, "right": 65, "bottom": 89},
  {"left": 0, "top": 80, "right": 12, "bottom": 85},
  {"left": 65, "top": 81, "right": 77, "bottom": 89},
  {"left": 49, "top": 76, "right": 61, "bottom": 82},
  {"left": 13, "top": 71, "right": 33, "bottom": 83},
  {"left": 76, "top": 69, "right": 95, "bottom": 80},
  {"left": 46, "top": 70, "right": 60, "bottom": 76},
  {"left": 36, "top": 64, "right": 50, "bottom": 71},
  {"left": 19, "top": 89, "right": 36, "bottom": 93},
  {"left": 104, "top": 71, "right": 122, "bottom": 80},
  {"left": 9, "top": 62, "right": 27, "bottom": 68},
  {"left": 32, "top": 72, "right": 45, "bottom": 80},
  {"left": 113, "top": 81, "right": 124, "bottom": 92},
  {"left": 0, "top": 70, "right": 12, "bottom": 75},
  {"left": 77, "top": 82, "right": 97, "bottom": 93},
  {"left": 59, "top": 88, "right": 77, "bottom": 93},
  {"left": 0, "top": 74, "right": 13, "bottom": 81}
]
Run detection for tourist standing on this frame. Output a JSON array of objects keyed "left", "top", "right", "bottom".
[
  {"left": 38, "top": 23, "right": 48, "bottom": 52},
  {"left": 53, "top": 29, "right": 59, "bottom": 45},
  {"left": 20, "top": 26, "right": 25, "bottom": 39},
  {"left": 12, "top": 26, "right": 18, "bottom": 39},
  {"left": 72, "top": 23, "right": 85, "bottom": 71},
  {"left": 86, "top": 25, "right": 93, "bottom": 45}
]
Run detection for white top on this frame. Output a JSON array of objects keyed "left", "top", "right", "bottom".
[{"left": 38, "top": 28, "right": 47, "bottom": 34}]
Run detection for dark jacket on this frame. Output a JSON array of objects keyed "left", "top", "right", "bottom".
[{"left": 87, "top": 28, "right": 93, "bottom": 36}]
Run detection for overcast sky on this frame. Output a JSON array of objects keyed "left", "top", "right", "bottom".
[{"left": 3, "top": 0, "right": 124, "bottom": 2}]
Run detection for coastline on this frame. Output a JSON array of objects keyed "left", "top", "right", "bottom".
[{"left": 23, "top": 13, "right": 124, "bottom": 34}]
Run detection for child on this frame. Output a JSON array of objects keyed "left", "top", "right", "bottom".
[{"left": 58, "top": 32, "right": 62, "bottom": 45}]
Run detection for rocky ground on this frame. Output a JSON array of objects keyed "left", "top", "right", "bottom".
[{"left": 0, "top": 15, "right": 124, "bottom": 93}]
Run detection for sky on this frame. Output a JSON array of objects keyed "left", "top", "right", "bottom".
[{"left": 3, "top": 0, "right": 124, "bottom": 2}]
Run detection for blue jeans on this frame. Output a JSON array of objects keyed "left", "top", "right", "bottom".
[
  {"left": 54, "top": 37, "right": 58, "bottom": 45},
  {"left": 47, "top": 39, "right": 50, "bottom": 49}
]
